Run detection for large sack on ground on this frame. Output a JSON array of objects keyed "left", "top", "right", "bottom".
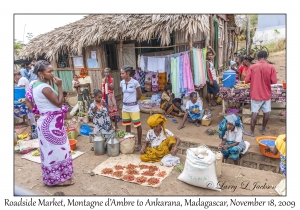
[{"left": 177, "top": 147, "right": 221, "bottom": 191}]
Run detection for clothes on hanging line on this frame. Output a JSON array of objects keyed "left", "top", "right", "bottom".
[
  {"left": 152, "top": 72, "right": 159, "bottom": 92},
  {"left": 139, "top": 51, "right": 190, "bottom": 72}
]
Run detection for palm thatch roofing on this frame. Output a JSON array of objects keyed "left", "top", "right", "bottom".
[{"left": 20, "top": 14, "right": 210, "bottom": 61}]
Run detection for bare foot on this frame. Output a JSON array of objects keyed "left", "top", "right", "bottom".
[
  {"left": 243, "top": 131, "right": 255, "bottom": 137},
  {"left": 259, "top": 127, "right": 266, "bottom": 135},
  {"left": 178, "top": 125, "right": 185, "bottom": 130},
  {"left": 194, "top": 122, "right": 200, "bottom": 127}
]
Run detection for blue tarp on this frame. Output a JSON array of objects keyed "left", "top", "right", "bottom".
[{"left": 257, "top": 14, "right": 286, "bottom": 30}]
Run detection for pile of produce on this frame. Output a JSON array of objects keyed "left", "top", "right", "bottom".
[
  {"left": 116, "top": 131, "right": 127, "bottom": 138},
  {"left": 234, "top": 83, "right": 250, "bottom": 89}
]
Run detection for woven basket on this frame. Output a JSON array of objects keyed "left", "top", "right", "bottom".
[{"left": 201, "top": 118, "right": 212, "bottom": 126}]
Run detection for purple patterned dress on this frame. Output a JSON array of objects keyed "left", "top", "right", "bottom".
[{"left": 26, "top": 82, "right": 73, "bottom": 186}]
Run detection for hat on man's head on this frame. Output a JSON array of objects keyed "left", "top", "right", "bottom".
[{"left": 230, "top": 60, "right": 236, "bottom": 66}]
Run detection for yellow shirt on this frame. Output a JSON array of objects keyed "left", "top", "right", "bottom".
[{"left": 275, "top": 134, "right": 286, "bottom": 156}]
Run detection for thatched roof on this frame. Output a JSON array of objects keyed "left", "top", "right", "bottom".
[{"left": 20, "top": 14, "right": 210, "bottom": 61}]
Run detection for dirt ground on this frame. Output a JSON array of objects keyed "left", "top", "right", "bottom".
[
  {"left": 14, "top": 51, "right": 286, "bottom": 196},
  {"left": 14, "top": 138, "right": 284, "bottom": 196}
]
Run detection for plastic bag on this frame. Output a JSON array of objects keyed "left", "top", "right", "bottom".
[
  {"left": 80, "top": 124, "right": 92, "bottom": 136},
  {"left": 161, "top": 154, "right": 180, "bottom": 167},
  {"left": 177, "top": 147, "right": 220, "bottom": 191}
]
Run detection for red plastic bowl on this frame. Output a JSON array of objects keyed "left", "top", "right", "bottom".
[
  {"left": 69, "top": 139, "right": 77, "bottom": 150},
  {"left": 256, "top": 136, "right": 280, "bottom": 159}
]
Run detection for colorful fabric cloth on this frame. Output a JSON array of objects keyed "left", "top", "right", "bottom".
[
  {"left": 218, "top": 114, "right": 244, "bottom": 139},
  {"left": 152, "top": 72, "right": 159, "bottom": 92},
  {"left": 144, "top": 72, "right": 152, "bottom": 92},
  {"left": 88, "top": 101, "right": 113, "bottom": 140},
  {"left": 279, "top": 153, "right": 286, "bottom": 176},
  {"left": 121, "top": 111, "right": 141, "bottom": 127},
  {"left": 147, "top": 114, "right": 167, "bottom": 133},
  {"left": 193, "top": 48, "right": 200, "bottom": 86},
  {"left": 182, "top": 54, "right": 195, "bottom": 95},
  {"left": 14, "top": 103, "right": 29, "bottom": 118},
  {"left": 101, "top": 76, "right": 119, "bottom": 117},
  {"left": 158, "top": 73, "right": 167, "bottom": 91},
  {"left": 28, "top": 82, "right": 73, "bottom": 186},
  {"left": 140, "top": 136, "right": 177, "bottom": 162},
  {"left": 221, "top": 140, "right": 240, "bottom": 160},
  {"left": 276, "top": 134, "right": 286, "bottom": 176},
  {"left": 78, "top": 68, "right": 88, "bottom": 78}
]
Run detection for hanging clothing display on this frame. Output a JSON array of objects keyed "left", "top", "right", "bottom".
[
  {"left": 158, "top": 73, "right": 167, "bottom": 91},
  {"left": 145, "top": 72, "right": 152, "bottom": 92},
  {"left": 192, "top": 47, "right": 209, "bottom": 86},
  {"left": 138, "top": 51, "right": 193, "bottom": 97},
  {"left": 152, "top": 72, "right": 159, "bottom": 92}
]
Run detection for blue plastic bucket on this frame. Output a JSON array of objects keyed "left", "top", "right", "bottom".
[
  {"left": 14, "top": 86, "right": 26, "bottom": 101},
  {"left": 222, "top": 70, "right": 236, "bottom": 88}
]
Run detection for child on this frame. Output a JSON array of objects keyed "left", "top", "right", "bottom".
[
  {"left": 178, "top": 92, "right": 203, "bottom": 130},
  {"left": 88, "top": 89, "right": 113, "bottom": 141},
  {"left": 72, "top": 75, "right": 81, "bottom": 94},
  {"left": 206, "top": 45, "right": 220, "bottom": 107}
]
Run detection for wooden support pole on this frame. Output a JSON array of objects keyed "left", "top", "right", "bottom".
[
  {"left": 119, "top": 40, "right": 123, "bottom": 67},
  {"left": 210, "top": 15, "right": 213, "bottom": 47}
]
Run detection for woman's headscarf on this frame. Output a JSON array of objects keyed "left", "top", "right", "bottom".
[
  {"left": 147, "top": 114, "right": 167, "bottom": 135},
  {"left": 218, "top": 114, "right": 244, "bottom": 139},
  {"left": 78, "top": 68, "right": 88, "bottom": 78},
  {"left": 275, "top": 134, "right": 286, "bottom": 156}
]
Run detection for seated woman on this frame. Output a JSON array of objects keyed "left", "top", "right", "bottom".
[
  {"left": 218, "top": 114, "right": 246, "bottom": 165},
  {"left": 178, "top": 92, "right": 203, "bottom": 130},
  {"left": 160, "top": 85, "right": 184, "bottom": 117},
  {"left": 140, "top": 114, "right": 181, "bottom": 162}
]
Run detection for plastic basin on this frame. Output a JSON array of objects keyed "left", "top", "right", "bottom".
[
  {"left": 69, "top": 139, "right": 78, "bottom": 150},
  {"left": 256, "top": 136, "right": 280, "bottom": 159}
]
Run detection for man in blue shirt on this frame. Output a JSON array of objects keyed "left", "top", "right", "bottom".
[
  {"left": 28, "top": 59, "right": 38, "bottom": 82},
  {"left": 19, "top": 64, "right": 30, "bottom": 80}
]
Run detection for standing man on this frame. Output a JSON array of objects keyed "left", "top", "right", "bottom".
[
  {"left": 28, "top": 59, "right": 38, "bottom": 83},
  {"left": 20, "top": 63, "right": 30, "bottom": 80},
  {"left": 244, "top": 51, "right": 277, "bottom": 137}
]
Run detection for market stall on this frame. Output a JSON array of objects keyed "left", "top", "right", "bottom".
[{"left": 218, "top": 84, "right": 286, "bottom": 120}]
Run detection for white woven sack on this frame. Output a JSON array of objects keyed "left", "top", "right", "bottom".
[{"left": 177, "top": 147, "right": 221, "bottom": 191}]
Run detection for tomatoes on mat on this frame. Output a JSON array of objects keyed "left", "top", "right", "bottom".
[
  {"left": 157, "top": 171, "right": 167, "bottom": 178},
  {"left": 148, "top": 166, "right": 159, "bottom": 172},
  {"left": 113, "top": 171, "right": 123, "bottom": 178},
  {"left": 126, "top": 164, "right": 138, "bottom": 170},
  {"left": 138, "top": 164, "right": 149, "bottom": 170},
  {"left": 101, "top": 168, "right": 113, "bottom": 175},
  {"left": 147, "top": 177, "right": 160, "bottom": 185},
  {"left": 114, "top": 165, "right": 124, "bottom": 170},
  {"left": 126, "top": 169, "right": 139, "bottom": 175},
  {"left": 135, "top": 176, "right": 147, "bottom": 184},
  {"left": 141, "top": 170, "right": 155, "bottom": 176},
  {"left": 122, "top": 174, "right": 135, "bottom": 182}
]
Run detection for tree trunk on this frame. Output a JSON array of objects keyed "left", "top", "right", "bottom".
[{"left": 246, "top": 15, "right": 251, "bottom": 55}]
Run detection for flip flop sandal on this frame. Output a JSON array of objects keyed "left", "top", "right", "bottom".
[
  {"left": 53, "top": 179, "right": 75, "bottom": 187},
  {"left": 172, "top": 118, "right": 178, "bottom": 123},
  {"left": 135, "top": 145, "right": 142, "bottom": 152}
]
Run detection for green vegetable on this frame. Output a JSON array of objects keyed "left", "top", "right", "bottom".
[{"left": 116, "top": 131, "right": 127, "bottom": 138}]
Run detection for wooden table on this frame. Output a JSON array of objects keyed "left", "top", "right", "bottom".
[{"left": 218, "top": 86, "right": 286, "bottom": 119}]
